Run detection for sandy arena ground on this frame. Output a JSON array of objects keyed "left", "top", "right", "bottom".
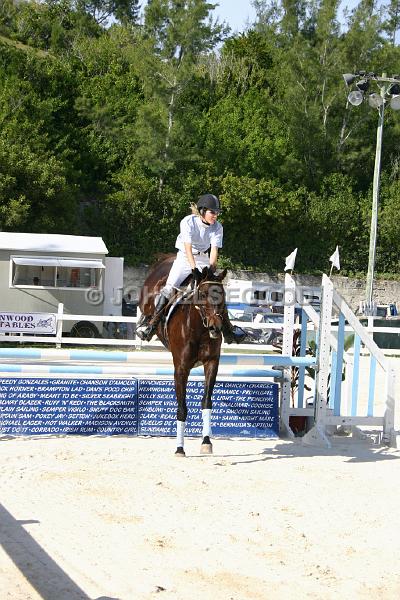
[
  {"left": 1, "top": 354, "right": 400, "bottom": 599},
  {"left": 1, "top": 432, "right": 400, "bottom": 600}
]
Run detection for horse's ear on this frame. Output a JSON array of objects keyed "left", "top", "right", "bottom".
[
  {"left": 201, "top": 267, "right": 208, "bottom": 277},
  {"left": 216, "top": 268, "right": 227, "bottom": 281}
]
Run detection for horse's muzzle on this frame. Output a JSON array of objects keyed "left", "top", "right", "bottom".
[
  {"left": 208, "top": 317, "right": 222, "bottom": 339},
  {"left": 208, "top": 327, "right": 220, "bottom": 339}
]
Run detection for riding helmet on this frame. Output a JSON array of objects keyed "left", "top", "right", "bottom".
[{"left": 197, "top": 194, "right": 221, "bottom": 212}]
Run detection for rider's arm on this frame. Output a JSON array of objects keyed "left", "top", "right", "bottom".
[
  {"left": 209, "top": 246, "right": 218, "bottom": 271},
  {"left": 184, "top": 242, "right": 197, "bottom": 270}
]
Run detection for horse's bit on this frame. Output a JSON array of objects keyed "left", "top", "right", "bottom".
[{"left": 193, "top": 280, "right": 225, "bottom": 330}]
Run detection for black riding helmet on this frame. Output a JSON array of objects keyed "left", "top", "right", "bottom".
[{"left": 197, "top": 194, "right": 221, "bottom": 213}]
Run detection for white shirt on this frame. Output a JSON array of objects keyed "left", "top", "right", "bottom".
[{"left": 175, "top": 214, "right": 223, "bottom": 253}]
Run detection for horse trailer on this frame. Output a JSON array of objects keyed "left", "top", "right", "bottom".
[{"left": 0, "top": 232, "right": 123, "bottom": 337}]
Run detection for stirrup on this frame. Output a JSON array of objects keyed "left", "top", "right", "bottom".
[
  {"left": 137, "top": 313, "right": 165, "bottom": 341},
  {"left": 136, "top": 316, "right": 155, "bottom": 341}
]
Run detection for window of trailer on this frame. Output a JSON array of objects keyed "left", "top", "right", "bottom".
[{"left": 11, "top": 257, "right": 105, "bottom": 289}]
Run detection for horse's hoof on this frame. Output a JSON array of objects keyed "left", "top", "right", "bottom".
[
  {"left": 175, "top": 447, "right": 186, "bottom": 457},
  {"left": 200, "top": 442, "right": 213, "bottom": 455}
]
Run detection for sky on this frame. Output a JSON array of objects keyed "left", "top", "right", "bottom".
[
  {"left": 139, "top": 1, "right": 369, "bottom": 34},
  {"left": 212, "top": 0, "right": 257, "bottom": 34},
  {"left": 211, "top": 0, "right": 363, "bottom": 34}
]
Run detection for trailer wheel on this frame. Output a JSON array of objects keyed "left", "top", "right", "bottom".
[{"left": 70, "top": 321, "right": 99, "bottom": 338}]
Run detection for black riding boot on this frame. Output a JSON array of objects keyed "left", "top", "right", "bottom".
[
  {"left": 221, "top": 307, "right": 247, "bottom": 344},
  {"left": 136, "top": 294, "right": 169, "bottom": 341}
]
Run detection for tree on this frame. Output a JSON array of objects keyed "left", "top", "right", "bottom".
[
  {"left": 375, "top": 174, "right": 400, "bottom": 273},
  {"left": 383, "top": 0, "right": 400, "bottom": 45},
  {"left": 0, "top": 41, "right": 80, "bottom": 231},
  {"left": 134, "top": 0, "right": 226, "bottom": 198},
  {"left": 218, "top": 173, "right": 308, "bottom": 270},
  {"left": 0, "top": 0, "right": 17, "bottom": 35},
  {"left": 74, "top": 0, "right": 141, "bottom": 25},
  {"left": 307, "top": 173, "right": 368, "bottom": 273}
]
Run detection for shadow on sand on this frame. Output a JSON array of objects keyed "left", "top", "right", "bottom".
[
  {"left": 0, "top": 503, "right": 118, "bottom": 600},
  {"left": 222, "top": 435, "right": 400, "bottom": 465}
]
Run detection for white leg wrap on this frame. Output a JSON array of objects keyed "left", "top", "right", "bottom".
[
  {"left": 176, "top": 420, "right": 185, "bottom": 447},
  {"left": 202, "top": 409, "right": 212, "bottom": 438}
]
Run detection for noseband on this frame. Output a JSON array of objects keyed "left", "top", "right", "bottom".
[{"left": 193, "top": 280, "right": 225, "bottom": 332}]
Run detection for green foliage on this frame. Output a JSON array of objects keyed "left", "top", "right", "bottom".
[
  {"left": 0, "top": 137, "right": 77, "bottom": 231},
  {"left": 219, "top": 173, "right": 309, "bottom": 269},
  {"left": 0, "top": 42, "right": 78, "bottom": 231},
  {"left": 0, "top": 0, "right": 400, "bottom": 279},
  {"left": 307, "top": 173, "right": 369, "bottom": 273}
]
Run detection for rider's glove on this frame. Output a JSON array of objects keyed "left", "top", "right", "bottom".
[{"left": 192, "top": 268, "right": 202, "bottom": 286}]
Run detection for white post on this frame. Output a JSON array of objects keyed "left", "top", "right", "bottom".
[
  {"left": 302, "top": 274, "right": 333, "bottom": 447},
  {"left": 383, "top": 362, "right": 396, "bottom": 447},
  {"left": 136, "top": 307, "right": 143, "bottom": 348},
  {"left": 56, "top": 303, "right": 64, "bottom": 349},
  {"left": 366, "top": 92, "right": 385, "bottom": 307},
  {"left": 280, "top": 273, "right": 296, "bottom": 437}
]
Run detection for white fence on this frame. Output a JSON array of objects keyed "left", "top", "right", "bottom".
[
  {"left": 0, "top": 275, "right": 397, "bottom": 447},
  {"left": 301, "top": 275, "right": 396, "bottom": 447},
  {"left": 1, "top": 300, "right": 400, "bottom": 352},
  {"left": 0, "top": 302, "right": 286, "bottom": 351}
]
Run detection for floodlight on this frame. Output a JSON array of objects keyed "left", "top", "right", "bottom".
[
  {"left": 356, "top": 79, "right": 370, "bottom": 92},
  {"left": 388, "top": 82, "right": 400, "bottom": 95},
  {"left": 390, "top": 95, "right": 400, "bottom": 110},
  {"left": 342, "top": 69, "right": 400, "bottom": 308},
  {"left": 348, "top": 90, "right": 364, "bottom": 106},
  {"left": 343, "top": 73, "right": 357, "bottom": 86},
  {"left": 368, "top": 93, "right": 384, "bottom": 108}
]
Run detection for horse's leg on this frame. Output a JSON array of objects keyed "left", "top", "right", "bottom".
[
  {"left": 200, "top": 359, "right": 219, "bottom": 455},
  {"left": 174, "top": 366, "right": 190, "bottom": 457}
]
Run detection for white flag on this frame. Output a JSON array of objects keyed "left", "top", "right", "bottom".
[
  {"left": 329, "top": 246, "right": 340, "bottom": 271},
  {"left": 284, "top": 248, "right": 297, "bottom": 272}
]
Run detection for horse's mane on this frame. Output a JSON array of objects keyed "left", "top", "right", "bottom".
[{"left": 203, "top": 268, "right": 220, "bottom": 281}]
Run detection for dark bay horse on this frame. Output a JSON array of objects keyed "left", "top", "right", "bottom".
[{"left": 138, "top": 254, "right": 227, "bottom": 456}]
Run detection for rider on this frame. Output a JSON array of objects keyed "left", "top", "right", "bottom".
[{"left": 136, "top": 193, "right": 247, "bottom": 344}]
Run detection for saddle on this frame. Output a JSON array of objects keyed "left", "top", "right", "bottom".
[
  {"left": 166, "top": 286, "right": 194, "bottom": 321},
  {"left": 146, "top": 284, "right": 195, "bottom": 349}
]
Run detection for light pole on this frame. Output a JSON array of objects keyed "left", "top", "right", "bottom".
[{"left": 343, "top": 72, "right": 400, "bottom": 312}]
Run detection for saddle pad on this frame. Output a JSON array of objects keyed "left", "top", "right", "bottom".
[{"left": 165, "top": 285, "right": 194, "bottom": 326}]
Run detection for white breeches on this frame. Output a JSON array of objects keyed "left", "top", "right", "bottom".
[{"left": 163, "top": 250, "right": 210, "bottom": 296}]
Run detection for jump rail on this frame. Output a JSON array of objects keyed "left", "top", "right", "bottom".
[{"left": 0, "top": 274, "right": 397, "bottom": 447}]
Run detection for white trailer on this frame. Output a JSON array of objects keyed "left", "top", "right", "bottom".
[
  {"left": 226, "top": 278, "right": 321, "bottom": 310},
  {"left": 0, "top": 232, "right": 123, "bottom": 337}
]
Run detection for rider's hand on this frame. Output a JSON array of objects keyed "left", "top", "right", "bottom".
[{"left": 192, "top": 268, "right": 202, "bottom": 286}]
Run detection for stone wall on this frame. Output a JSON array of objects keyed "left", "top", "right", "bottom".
[{"left": 123, "top": 265, "right": 399, "bottom": 312}]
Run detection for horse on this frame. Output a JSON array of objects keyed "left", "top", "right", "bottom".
[{"left": 138, "top": 254, "right": 227, "bottom": 456}]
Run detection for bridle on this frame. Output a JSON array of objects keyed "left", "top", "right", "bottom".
[{"left": 193, "top": 279, "right": 225, "bottom": 332}]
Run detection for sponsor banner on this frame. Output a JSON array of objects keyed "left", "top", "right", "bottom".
[
  {"left": 138, "top": 379, "right": 279, "bottom": 438},
  {"left": 0, "top": 378, "right": 138, "bottom": 436},
  {"left": 0, "top": 312, "right": 57, "bottom": 334},
  {"left": 0, "top": 377, "right": 278, "bottom": 438}
]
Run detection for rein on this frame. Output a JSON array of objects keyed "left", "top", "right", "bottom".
[{"left": 193, "top": 280, "right": 225, "bottom": 330}]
